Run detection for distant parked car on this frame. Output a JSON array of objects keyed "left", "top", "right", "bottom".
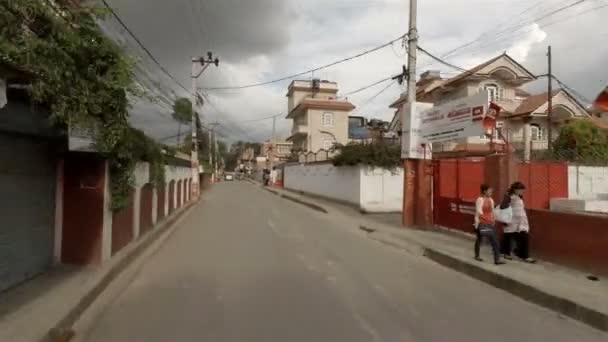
[{"left": 224, "top": 173, "right": 234, "bottom": 181}]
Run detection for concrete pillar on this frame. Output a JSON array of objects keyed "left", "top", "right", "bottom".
[
  {"left": 484, "top": 154, "right": 519, "bottom": 203},
  {"left": 151, "top": 187, "right": 158, "bottom": 225},
  {"left": 133, "top": 187, "right": 141, "bottom": 239},
  {"left": 53, "top": 159, "right": 64, "bottom": 265},
  {"left": 101, "top": 161, "right": 113, "bottom": 263},
  {"left": 523, "top": 119, "right": 532, "bottom": 162},
  {"left": 183, "top": 179, "right": 188, "bottom": 204},
  {"left": 164, "top": 182, "right": 169, "bottom": 218}
]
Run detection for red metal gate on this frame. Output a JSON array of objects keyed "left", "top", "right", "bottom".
[{"left": 433, "top": 158, "right": 485, "bottom": 234}]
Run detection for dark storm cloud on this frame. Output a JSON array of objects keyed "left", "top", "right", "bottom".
[
  {"left": 104, "top": 0, "right": 290, "bottom": 85},
  {"left": 99, "top": 0, "right": 291, "bottom": 141}
]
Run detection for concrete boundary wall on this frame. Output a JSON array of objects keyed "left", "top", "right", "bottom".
[
  {"left": 284, "top": 162, "right": 403, "bottom": 213},
  {"left": 100, "top": 162, "right": 193, "bottom": 262},
  {"left": 568, "top": 165, "right": 608, "bottom": 199}
]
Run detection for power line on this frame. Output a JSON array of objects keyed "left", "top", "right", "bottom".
[
  {"left": 201, "top": 33, "right": 407, "bottom": 91},
  {"left": 100, "top": 0, "right": 192, "bottom": 95},
  {"left": 239, "top": 113, "right": 283, "bottom": 124},
  {"left": 352, "top": 80, "right": 397, "bottom": 115},
  {"left": 339, "top": 76, "right": 395, "bottom": 97},
  {"left": 450, "top": 1, "right": 608, "bottom": 60},
  {"left": 440, "top": 0, "right": 591, "bottom": 59},
  {"left": 552, "top": 75, "right": 593, "bottom": 104},
  {"left": 417, "top": 46, "right": 468, "bottom": 73}
]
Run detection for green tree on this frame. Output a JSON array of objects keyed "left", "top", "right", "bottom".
[
  {"left": 172, "top": 97, "right": 193, "bottom": 144},
  {"left": 553, "top": 120, "right": 608, "bottom": 164}
]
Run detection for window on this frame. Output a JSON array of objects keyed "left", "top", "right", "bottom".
[
  {"left": 322, "top": 112, "right": 334, "bottom": 127},
  {"left": 484, "top": 83, "right": 503, "bottom": 102},
  {"left": 530, "top": 124, "right": 545, "bottom": 141},
  {"left": 322, "top": 139, "right": 334, "bottom": 150}
]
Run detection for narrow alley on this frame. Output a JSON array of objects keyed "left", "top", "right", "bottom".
[{"left": 81, "top": 182, "right": 604, "bottom": 342}]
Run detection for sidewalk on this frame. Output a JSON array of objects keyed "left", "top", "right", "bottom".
[
  {"left": 265, "top": 186, "right": 608, "bottom": 332},
  {"left": 0, "top": 201, "right": 198, "bottom": 342}
]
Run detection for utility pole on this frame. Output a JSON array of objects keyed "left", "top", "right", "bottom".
[
  {"left": 547, "top": 45, "right": 553, "bottom": 153},
  {"left": 214, "top": 130, "right": 219, "bottom": 180},
  {"left": 208, "top": 122, "right": 219, "bottom": 183},
  {"left": 190, "top": 52, "right": 219, "bottom": 196},
  {"left": 403, "top": 0, "right": 419, "bottom": 226},
  {"left": 269, "top": 115, "right": 277, "bottom": 171}
]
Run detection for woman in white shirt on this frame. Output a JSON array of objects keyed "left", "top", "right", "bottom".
[{"left": 499, "top": 182, "right": 536, "bottom": 263}]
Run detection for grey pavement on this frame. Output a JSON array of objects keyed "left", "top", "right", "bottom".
[{"left": 81, "top": 182, "right": 607, "bottom": 342}]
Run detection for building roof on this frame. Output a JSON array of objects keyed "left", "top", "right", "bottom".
[
  {"left": 286, "top": 98, "right": 356, "bottom": 118},
  {"left": 512, "top": 90, "right": 562, "bottom": 116},
  {"left": 389, "top": 53, "right": 537, "bottom": 109},
  {"left": 594, "top": 86, "right": 608, "bottom": 112},
  {"left": 515, "top": 88, "right": 531, "bottom": 97}
]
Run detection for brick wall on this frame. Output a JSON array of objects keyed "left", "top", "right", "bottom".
[{"left": 527, "top": 209, "right": 608, "bottom": 274}]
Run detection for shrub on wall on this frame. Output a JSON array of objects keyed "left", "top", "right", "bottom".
[
  {"left": 332, "top": 142, "right": 401, "bottom": 169},
  {"left": 552, "top": 120, "right": 608, "bottom": 165}
]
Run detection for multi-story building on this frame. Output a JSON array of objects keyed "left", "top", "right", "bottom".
[
  {"left": 286, "top": 79, "right": 355, "bottom": 152},
  {"left": 262, "top": 139, "right": 293, "bottom": 164},
  {"left": 388, "top": 53, "right": 590, "bottom": 158}
]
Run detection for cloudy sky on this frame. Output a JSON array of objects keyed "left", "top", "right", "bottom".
[{"left": 101, "top": 0, "right": 608, "bottom": 144}]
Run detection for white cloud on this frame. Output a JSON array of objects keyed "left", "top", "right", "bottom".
[{"left": 506, "top": 24, "right": 547, "bottom": 63}]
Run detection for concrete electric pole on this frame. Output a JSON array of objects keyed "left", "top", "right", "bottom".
[
  {"left": 547, "top": 45, "right": 553, "bottom": 154},
  {"left": 208, "top": 122, "right": 219, "bottom": 183},
  {"left": 269, "top": 115, "right": 277, "bottom": 172},
  {"left": 190, "top": 52, "right": 219, "bottom": 197},
  {"left": 403, "top": 0, "right": 419, "bottom": 226}
]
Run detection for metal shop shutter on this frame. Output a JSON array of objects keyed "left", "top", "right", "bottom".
[{"left": 0, "top": 134, "right": 56, "bottom": 292}]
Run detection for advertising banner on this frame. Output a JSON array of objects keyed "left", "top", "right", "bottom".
[{"left": 419, "top": 91, "right": 490, "bottom": 144}]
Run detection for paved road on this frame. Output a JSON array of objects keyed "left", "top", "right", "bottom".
[{"left": 83, "top": 182, "right": 606, "bottom": 342}]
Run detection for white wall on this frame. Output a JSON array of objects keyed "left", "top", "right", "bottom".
[
  {"left": 285, "top": 163, "right": 360, "bottom": 206},
  {"left": 284, "top": 163, "right": 403, "bottom": 212},
  {"left": 568, "top": 165, "right": 608, "bottom": 199},
  {"left": 359, "top": 167, "right": 404, "bottom": 213}
]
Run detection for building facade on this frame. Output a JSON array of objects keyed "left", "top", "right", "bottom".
[
  {"left": 262, "top": 139, "right": 293, "bottom": 164},
  {"left": 389, "top": 54, "right": 590, "bottom": 158},
  {"left": 286, "top": 80, "right": 355, "bottom": 152}
]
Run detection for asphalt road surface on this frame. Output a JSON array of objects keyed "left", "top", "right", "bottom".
[{"left": 82, "top": 182, "right": 606, "bottom": 342}]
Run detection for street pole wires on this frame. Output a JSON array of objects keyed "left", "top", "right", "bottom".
[
  {"left": 239, "top": 114, "right": 283, "bottom": 124},
  {"left": 551, "top": 75, "right": 594, "bottom": 105},
  {"left": 450, "top": 1, "right": 608, "bottom": 61},
  {"left": 440, "top": 0, "right": 593, "bottom": 59},
  {"left": 100, "top": 0, "right": 192, "bottom": 95},
  {"left": 200, "top": 33, "right": 407, "bottom": 91},
  {"left": 339, "top": 76, "right": 395, "bottom": 98},
  {"left": 351, "top": 80, "right": 398, "bottom": 116},
  {"left": 199, "top": 92, "right": 259, "bottom": 141}
]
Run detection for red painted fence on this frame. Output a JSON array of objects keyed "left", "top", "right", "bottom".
[
  {"left": 433, "top": 158, "right": 569, "bottom": 233},
  {"left": 518, "top": 162, "right": 568, "bottom": 209}
]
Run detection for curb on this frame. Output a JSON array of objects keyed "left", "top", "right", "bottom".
[
  {"left": 280, "top": 194, "right": 328, "bottom": 214},
  {"left": 260, "top": 187, "right": 328, "bottom": 214},
  {"left": 424, "top": 247, "right": 608, "bottom": 332},
  {"left": 47, "top": 200, "right": 199, "bottom": 342}
]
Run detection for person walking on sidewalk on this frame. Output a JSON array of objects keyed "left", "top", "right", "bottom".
[
  {"left": 500, "top": 182, "right": 536, "bottom": 263},
  {"left": 474, "top": 184, "right": 505, "bottom": 265}
]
